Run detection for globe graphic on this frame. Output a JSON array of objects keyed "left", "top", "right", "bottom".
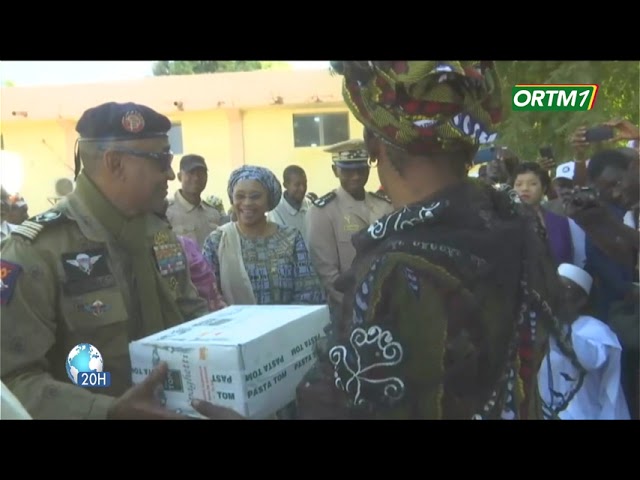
[{"left": 66, "top": 343, "right": 104, "bottom": 385}]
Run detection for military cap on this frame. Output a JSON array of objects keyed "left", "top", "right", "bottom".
[
  {"left": 180, "top": 154, "right": 208, "bottom": 172},
  {"left": 76, "top": 102, "right": 171, "bottom": 142},
  {"left": 74, "top": 102, "right": 172, "bottom": 178},
  {"left": 324, "top": 139, "right": 370, "bottom": 169}
]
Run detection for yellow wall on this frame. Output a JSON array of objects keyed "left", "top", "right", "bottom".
[
  {"left": 1, "top": 120, "right": 76, "bottom": 215},
  {"left": 165, "top": 110, "right": 232, "bottom": 205},
  {"left": 1, "top": 104, "right": 378, "bottom": 217},
  {"left": 242, "top": 106, "right": 378, "bottom": 197}
]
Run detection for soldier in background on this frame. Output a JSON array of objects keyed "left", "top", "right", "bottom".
[
  {"left": 305, "top": 138, "right": 394, "bottom": 316},
  {"left": 0, "top": 102, "right": 208, "bottom": 420},
  {"left": 166, "top": 154, "right": 222, "bottom": 248},
  {"left": 268, "top": 165, "right": 312, "bottom": 245}
]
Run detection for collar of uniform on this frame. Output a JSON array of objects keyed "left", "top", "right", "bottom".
[
  {"left": 281, "top": 193, "right": 309, "bottom": 216},
  {"left": 1, "top": 220, "right": 15, "bottom": 238},
  {"left": 175, "top": 190, "right": 203, "bottom": 212},
  {"left": 336, "top": 186, "right": 366, "bottom": 203},
  {"left": 73, "top": 172, "right": 147, "bottom": 248}
]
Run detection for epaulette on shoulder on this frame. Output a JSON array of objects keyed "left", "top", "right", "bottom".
[
  {"left": 11, "top": 209, "right": 70, "bottom": 242},
  {"left": 368, "top": 191, "right": 391, "bottom": 203},
  {"left": 313, "top": 191, "right": 337, "bottom": 208}
]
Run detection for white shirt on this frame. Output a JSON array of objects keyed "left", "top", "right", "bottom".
[
  {"left": 267, "top": 194, "right": 311, "bottom": 245},
  {"left": 623, "top": 210, "right": 637, "bottom": 229},
  {"left": 538, "top": 315, "right": 630, "bottom": 420},
  {"left": 568, "top": 219, "right": 587, "bottom": 268}
]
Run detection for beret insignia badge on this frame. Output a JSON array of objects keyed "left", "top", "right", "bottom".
[{"left": 122, "top": 110, "right": 145, "bottom": 133}]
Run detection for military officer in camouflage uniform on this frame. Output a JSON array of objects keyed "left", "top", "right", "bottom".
[
  {"left": 0, "top": 102, "right": 209, "bottom": 420},
  {"left": 305, "top": 139, "right": 394, "bottom": 315}
]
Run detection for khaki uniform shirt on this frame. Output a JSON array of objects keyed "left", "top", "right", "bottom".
[
  {"left": 305, "top": 187, "right": 394, "bottom": 311},
  {"left": 1, "top": 380, "right": 32, "bottom": 419},
  {"left": 0, "top": 193, "right": 208, "bottom": 420},
  {"left": 267, "top": 195, "right": 312, "bottom": 245},
  {"left": 166, "top": 190, "right": 222, "bottom": 248}
]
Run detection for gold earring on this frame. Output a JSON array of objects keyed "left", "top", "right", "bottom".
[{"left": 368, "top": 157, "right": 378, "bottom": 168}]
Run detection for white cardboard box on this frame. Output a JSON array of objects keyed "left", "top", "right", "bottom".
[{"left": 129, "top": 305, "right": 330, "bottom": 419}]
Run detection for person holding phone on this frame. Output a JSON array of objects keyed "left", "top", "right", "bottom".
[
  {"left": 513, "top": 162, "right": 586, "bottom": 268},
  {"left": 567, "top": 119, "right": 640, "bottom": 188}
]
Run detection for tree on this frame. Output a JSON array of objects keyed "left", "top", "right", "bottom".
[
  {"left": 493, "top": 61, "right": 639, "bottom": 161},
  {"left": 152, "top": 61, "right": 267, "bottom": 76}
]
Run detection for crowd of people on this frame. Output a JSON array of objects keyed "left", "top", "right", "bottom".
[{"left": 1, "top": 60, "right": 638, "bottom": 420}]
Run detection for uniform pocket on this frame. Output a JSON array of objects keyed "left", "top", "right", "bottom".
[{"left": 60, "top": 287, "right": 127, "bottom": 332}]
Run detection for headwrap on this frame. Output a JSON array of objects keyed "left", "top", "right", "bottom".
[
  {"left": 227, "top": 165, "right": 282, "bottom": 211},
  {"left": 330, "top": 61, "right": 503, "bottom": 155}
]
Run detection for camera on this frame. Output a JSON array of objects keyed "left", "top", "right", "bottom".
[{"left": 568, "top": 187, "right": 599, "bottom": 208}]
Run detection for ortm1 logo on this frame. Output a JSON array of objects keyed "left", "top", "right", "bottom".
[
  {"left": 512, "top": 84, "right": 599, "bottom": 111},
  {"left": 66, "top": 343, "right": 111, "bottom": 388}
]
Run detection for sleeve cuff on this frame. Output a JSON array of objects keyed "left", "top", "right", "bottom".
[{"left": 86, "top": 393, "right": 116, "bottom": 419}]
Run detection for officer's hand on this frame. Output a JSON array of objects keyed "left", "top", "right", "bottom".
[
  {"left": 191, "top": 399, "right": 246, "bottom": 420},
  {"left": 107, "top": 362, "right": 190, "bottom": 420}
]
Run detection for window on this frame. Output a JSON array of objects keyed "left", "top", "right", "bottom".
[
  {"left": 168, "top": 122, "right": 183, "bottom": 154},
  {"left": 292, "top": 113, "right": 349, "bottom": 148}
]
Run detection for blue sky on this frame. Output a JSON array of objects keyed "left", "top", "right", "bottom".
[{"left": 0, "top": 61, "right": 330, "bottom": 86}]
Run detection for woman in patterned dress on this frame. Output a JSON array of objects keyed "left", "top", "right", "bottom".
[
  {"left": 296, "top": 61, "right": 585, "bottom": 420},
  {"left": 202, "top": 165, "right": 325, "bottom": 307}
]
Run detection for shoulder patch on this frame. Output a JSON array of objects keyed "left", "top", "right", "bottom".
[
  {"left": 11, "top": 209, "right": 69, "bottom": 242},
  {"left": 368, "top": 191, "right": 392, "bottom": 203},
  {"left": 0, "top": 260, "right": 23, "bottom": 305},
  {"left": 313, "top": 191, "right": 337, "bottom": 208}
]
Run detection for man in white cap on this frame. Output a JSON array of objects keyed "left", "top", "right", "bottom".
[
  {"left": 538, "top": 263, "right": 630, "bottom": 420},
  {"left": 543, "top": 162, "right": 575, "bottom": 216}
]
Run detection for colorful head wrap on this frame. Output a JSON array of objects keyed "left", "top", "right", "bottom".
[
  {"left": 227, "top": 165, "right": 282, "bottom": 211},
  {"left": 330, "top": 61, "right": 503, "bottom": 155}
]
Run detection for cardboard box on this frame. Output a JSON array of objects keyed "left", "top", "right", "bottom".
[{"left": 129, "top": 305, "right": 330, "bottom": 419}]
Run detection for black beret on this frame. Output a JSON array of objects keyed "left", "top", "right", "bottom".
[{"left": 75, "top": 102, "right": 171, "bottom": 142}]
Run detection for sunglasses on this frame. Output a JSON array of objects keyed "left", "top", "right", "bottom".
[{"left": 106, "top": 148, "right": 174, "bottom": 171}]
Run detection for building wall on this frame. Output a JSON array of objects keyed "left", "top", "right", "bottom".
[
  {"left": 165, "top": 110, "right": 233, "bottom": 205},
  {"left": 242, "top": 105, "right": 376, "bottom": 199},
  {"left": 2, "top": 104, "right": 378, "bottom": 216},
  {"left": 1, "top": 120, "right": 76, "bottom": 215}
]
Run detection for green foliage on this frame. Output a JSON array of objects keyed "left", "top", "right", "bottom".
[
  {"left": 494, "top": 61, "right": 640, "bottom": 162},
  {"left": 152, "top": 61, "right": 265, "bottom": 76}
]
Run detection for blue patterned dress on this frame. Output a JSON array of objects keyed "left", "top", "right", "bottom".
[{"left": 202, "top": 223, "right": 326, "bottom": 305}]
